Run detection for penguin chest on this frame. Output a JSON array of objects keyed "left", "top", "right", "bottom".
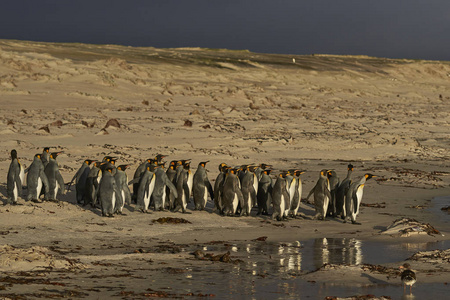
[
  {"left": 280, "top": 194, "right": 286, "bottom": 215},
  {"left": 202, "top": 186, "right": 208, "bottom": 206},
  {"left": 232, "top": 193, "right": 239, "bottom": 213},
  {"left": 111, "top": 191, "right": 116, "bottom": 211},
  {"left": 37, "top": 177, "right": 43, "bottom": 197},
  {"left": 355, "top": 185, "right": 364, "bottom": 215}
]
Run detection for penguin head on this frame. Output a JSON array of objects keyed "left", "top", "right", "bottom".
[
  {"left": 155, "top": 154, "right": 166, "bottom": 162},
  {"left": 106, "top": 166, "right": 114, "bottom": 173},
  {"left": 260, "top": 163, "right": 272, "bottom": 170},
  {"left": 35, "top": 153, "right": 41, "bottom": 159},
  {"left": 364, "top": 173, "right": 376, "bottom": 180},
  {"left": 294, "top": 170, "right": 305, "bottom": 177},
  {"left": 327, "top": 170, "right": 336, "bottom": 178},
  {"left": 50, "top": 152, "right": 62, "bottom": 159},
  {"left": 320, "top": 169, "right": 329, "bottom": 177},
  {"left": 228, "top": 167, "right": 237, "bottom": 175},
  {"left": 348, "top": 164, "right": 354, "bottom": 171},
  {"left": 10, "top": 149, "right": 18, "bottom": 160},
  {"left": 169, "top": 160, "right": 177, "bottom": 166},
  {"left": 199, "top": 161, "right": 209, "bottom": 168},
  {"left": 183, "top": 161, "right": 191, "bottom": 170},
  {"left": 84, "top": 159, "right": 96, "bottom": 165},
  {"left": 219, "top": 163, "right": 228, "bottom": 172},
  {"left": 94, "top": 161, "right": 103, "bottom": 168},
  {"left": 248, "top": 165, "right": 258, "bottom": 172},
  {"left": 279, "top": 171, "right": 288, "bottom": 178},
  {"left": 240, "top": 165, "right": 249, "bottom": 171},
  {"left": 158, "top": 162, "right": 166, "bottom": 169},
  {"left": 263, "top": 169, "right": 272, "bottom": 175},
  {"left": 117, "top": 164, "right": 130, "bottom": 171},
  {"left": 169, "top": 164, "right": 176, "bottom": 170},
  {"left": 43, "top": 147, "right": 50, "bottom": 153}
]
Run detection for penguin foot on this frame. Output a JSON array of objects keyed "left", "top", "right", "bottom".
[
  {"left": 351, "top": 221, "right": 361, "bottom": 225},
  {"left": 182, "top": 211, "right": 192, "bottom": 214}
]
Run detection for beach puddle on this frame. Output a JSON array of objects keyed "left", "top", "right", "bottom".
[{"left": 164, "top": 238, "right": 450, "bottom": 299}]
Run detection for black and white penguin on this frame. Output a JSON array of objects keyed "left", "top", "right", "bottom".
[
  {"left": 173, "top": 160, "right": 192, "bottom": 213},
  {"left": 85, "top": 161, "right": 103, "bottom": 207},
  {"left": 289, "top": 170, "right": 305, "bottom": 218},
  {"left": 6, "top": 149, "right": 24, "bottom": 204},
  {"left": 133, "top": 165, "right": 156, "bottom": 213},
  {"left": 44, "top": 152, "right": 65, "bottom": 201},
  {"left": 152, "top": 163, "right": 177, "bottom": 211},
  {"left": 192, "top": 161, "right": 214, "bottom": 211},
  {"left": 165, "top": 160, "right": 178, "bottom": 210},
  {"left": 306, "top": 169, "right": 332, "bottom": 220},
  {"left": 213, "top": 163, "right": 228, "bottom": 213},
  {"left": 271, "top": 172, "right": 290, "bottom": 221},
  {"left": 344, "top": 173, "right": 376, "bottom": 224},
  {"left": 221, "top": 168, "right": 244, "bottom": 216},
  {"left": 97, "top": 166, "right": 123, "bottom": 217},
  {"left": 70, "top": 159, "right": 95, "bottom": 204},
  {"left": 41, "top": 147, "right": 50, "bottom": 168},
  {"left": 115, "top": 164, "right": 132, "bottom": 212},
  {"left": 326, "top": 170, "right": 340, "bottom": 217},
  {"left": 26, "top": 153, "right": 49, "bottom": 202},
  {"left": 400, "top": 263, "right": 416, "bottom": 294},
  {"left": 335, "top": 164, "right": 354, "bottom": 219},
  {"left": 240, "top": 165, "right": 258, "bottom": 216},
  {"left": 256, "top": 169, "right": 273, "bottom": 216}
]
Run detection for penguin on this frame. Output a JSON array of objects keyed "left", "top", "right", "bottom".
[
  {"left": 239, "top": 165, "right": 258, "bottom": 216},
  {"left": 85, "top": 161, "right": 103, "bottom": 207},
  {"left": 213, "top": 163, "right": 228, "bottom": 213},
  {"left": 43, "top": 152, "right": 65, "bottom": 201},
  {"left": 289, "top": 170, "right": 305, "bottom": 218},
  {"left": 114, "top": 164, "right": 132, "bottom": 212},
  {"left": 326, "top": 170, "right": 340, "bottom": 217},
  {"left": 271, "top": 172, "right": 290, "bottom": 221},
  {"left": 254, "top": 163, "right": 271, "bottom": 182},
  {"left": 400, "top": 263, "right": 416, "bottom": 294},
  {"left": 69, "top": 159, "right": 95, "bottom": 204},
  {"left": 306, "top": 169, "right": 332, "bottom": 220},
  {"left": 221, "top": 168, "right": 244, "bottom": 216},
  {"left": 133, "top": 165, "right": 156, "bottom": 213},
  {"left": 285, "top": 170, "right": 297, "bottom": 217},
  {"left": 6, "top": 149, "right": 24, "bottom": 204},
  {"left": 335, "top": 164, "right": 354, "bottom": 219},
  {"left": 41, "top": 147, "right": 50, "bottom": 167},
  {"left": 192, "top": 161, "right": 214, "bottom": 211},
  {"left": 132, "top": 157, "right": 158, "bottom": 202},
  {"left": 165, "top": 160, "right": 178, "bottom": 210},
  {"left": 173, "top": 160, "right": 192, "bottom": 213},
  {"left": 344, "top": 173, "right": 376, "bottom": 224},
  {"left": 100, "top": 156, "right": 117, "bottom": 174},
  {"left": 256, "top": 169, "right": 273, "bottom": 216},
  {"left": 97, "top": 166, "right": 123, "bottom": 217},
  {"left": 152, "top": 163, "right": 177, "bottom": 211},
  {"left": 26, "top": 153, "right": 50, "bottom": 202}
]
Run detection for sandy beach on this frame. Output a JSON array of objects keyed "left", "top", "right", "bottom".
[{"left": 0, "top": 39, "right": 449, "bottom": 299}]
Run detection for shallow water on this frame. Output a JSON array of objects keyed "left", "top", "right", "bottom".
[{"left": 164, "top": 238, "right": 450, "bottom": 299}]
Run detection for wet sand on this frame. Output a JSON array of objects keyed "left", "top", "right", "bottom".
[{"left": 0, "top": 39, "right": 449, "bottom": 299}]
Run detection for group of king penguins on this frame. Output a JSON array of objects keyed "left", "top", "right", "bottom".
[{"left": 5, "top": 148, "right": 376, "bottom": 223}]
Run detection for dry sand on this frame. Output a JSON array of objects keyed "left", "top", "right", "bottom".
[{"left": 0, "top": 39, "right": 449, "bottom": 299}]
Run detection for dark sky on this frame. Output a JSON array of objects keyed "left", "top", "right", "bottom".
[{"left": 2, "top": 1, "right": 449, "bottom": 61}]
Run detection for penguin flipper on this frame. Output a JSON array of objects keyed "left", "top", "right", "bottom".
[
  {"left": 164, "top": 176, "right": 178, "bottom": 199},
  {"left": 206, "top": 180, "right": 214, "bottom": 200},
  {"left": 306, "top": 187, "right": 314, "bottom": 201},
  {"left": 128, "top": 178, "right": 140, "bottom": 185}
]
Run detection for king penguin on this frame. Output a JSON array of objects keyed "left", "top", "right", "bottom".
[
  {"left": 97, "top": 166, "right": 123, "bottom": 217},
  {"left": 6, "top": 149, "right": 24, "bottom": 204},
  {"left": 213, "top": 163, "right": 228, "bottom": 213},
  {"left": 44, "top": 152, "right": 65, "bottom": 202},
  {"left": 173, "top": 160, "right": 192, "bottom": 213},
  {"left": 26, "top": 153, "right": 50, "bottom": 202},
  {"left": 326, "top": 170, "right": 340, "bottom": 217},
  {"left": 289, "top": 170, "right": 305, "bottom": 218},
  {"left": 41, "top": 147, "right": 50, "bottom": 168},
  {"left": 115, "top": 164, "right": 132, "bottom": 212},
  {"left": 70, "top": 159, "right": 95, "bottom": 204},
  {"left": 152, "top": 163, "right": 177, "bottom": 211},
  {"left": 306, "top": 169, "right": 332, "bottom": 220},
  {"left": 344, "top": 173, "right": 376, "bottom": 224},
  {"left": 165, "top": 160, "right": 178, "bottom": 210},
  {"left": 257, "top": 169, "right": 273, "bottom": 216},
  {"left": 271, "top": 172, "right": 290, "bottom": 221},
  {"left": 335, "top": 164, "right": 354, "bottom": 219},
  {"left": 192, "top": 161, "right": 214, "bottom": 211},
  {"left": 133, "top": 165, "right": 156, "bottom": 213},
  {"left": 85, "top": 161, "right": 103, "bottom": 207},
  {"left": 239, "top": 165, "right": 258, "bottom": 216},
  {"left": 221, "top": 167, "right": 244, "bottom": 216}
]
